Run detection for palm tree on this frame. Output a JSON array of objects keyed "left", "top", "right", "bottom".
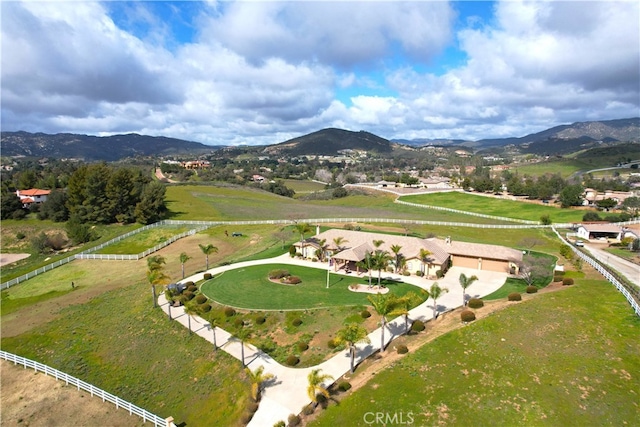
[
  {"left": 209, "top": 318, "right": 219, "bottom": 351},
  {"left": 247, "top": 365, "right": 275, "bottom": 402},
  {"left": 332, "top": 236, "right": 348, "bottom": 252},
  {"left": 315, "top": 238, "right": 328, "bottom": 261},
  {"left": 293, "top": 222, "right": 312, "bottom": 257},
  {"left": 395, "top": 291, "right": 422, "bottom": 334},
  {"left": 234, "top": 326, "right": 251, "bottom": 368},
  {"left": 307, "top": 369, "right": 334, "bottom": 407},
  {"left": 373, "top": 250, "right": 392, "bottom": 286},
  {"left": 335, "top": 323, "right": 370, "bottom": 373},
  {"left": 429, "top": 282, "right": 449, "bottom": 320},
  {"left": 390, "top": 244, "right": 403, "bottom": 273},
  {"left": 459, "top": 273, "right": 479, "bottom": 306},
  {"left": 372, "top": 239, "right": 384, "bottom": 249},
  {"left": 184, "top": 303, "right": 198, "bottom": 335},
  {"left": 147, "top": 255, "right": 169, "bottom": 308},
  {"left": 367, "top": 293, "right": 401, "bottom": 353},
  {"left": 356, "top": 251, "right": 375, "bottom": 287},
  {"left": 199, "top": 243, "right": 218, "bottom": 270},
  {"left": 179, "top": 252, "right": 191, "bottom": 279},
  {"left": 418, "top": 248, "right": 432, "bottom": 275}
]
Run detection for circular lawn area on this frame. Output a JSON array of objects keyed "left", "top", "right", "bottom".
[{"left": 200, "top": 263, "right": 425, "bottom": 310}]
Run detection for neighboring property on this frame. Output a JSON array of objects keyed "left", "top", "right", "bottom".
[
  {"left": 576, "top": 223, "right": 630, "bottom": 241},
  {"left": 582, "top": 188, "right": 635, "bottom": 206},
  {"left": 294, "top": 229, "right": 523, "bottom": 277},
  {"left": 16, "top": 188, "right": 51, "bottom": 207}
]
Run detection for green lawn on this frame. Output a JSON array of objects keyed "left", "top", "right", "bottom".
[
  {"left": 400, "top": 192, "right": 586, "bottom": 223},
  {"left": 283, "top": 179, "right": 327, "bottom": 193},
  {"left": 201, "top": 263, "right": 424, "bottom": 310},
  {"left": 311, "top": 279, "right": 640, "bottom": 426},
  {"left": 510, "top": 159, "right": 593, "bottom": 178},
  {"left": 94, "top": 225, "right": 192, "bottom": 254}
]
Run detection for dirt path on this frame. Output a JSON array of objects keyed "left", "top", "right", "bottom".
[
  {"left": 0, "top": 361, "right": 150, "bottom": 427},
  {"left": 0, "top": 253, "right": 31, "bottom": 267}
]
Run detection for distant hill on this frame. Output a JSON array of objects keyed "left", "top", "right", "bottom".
[
  {"left": 262, "top": 128, "right": 393, "bottom": 156},
  {"left": 0, "top": 131, "right": 219, "bottom": 161}
]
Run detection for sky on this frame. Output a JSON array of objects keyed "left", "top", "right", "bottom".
[{"left": 2, "top": 0, "right": 639, "bottom": 146}]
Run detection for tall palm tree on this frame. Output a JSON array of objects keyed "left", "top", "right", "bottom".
[
  {"left": 335, "top": 323, "right": 370, "bottom": 373},
  {"left": 179, "top": 252, "right": 191, "bottom": 279},
  {"left": 209, "top": 318, "right": 220, "bottom": 351},
  {"left": 367, "top": 293, "right": 401, "bottom": 353},
  {"left": 293, "top": 222, "right": 312, "bottom": 257},
  {"left": 247, "top": 365, "right": 275, "bottom": 402},
  {"left": 459, "top": 273, "right": 479, "bottom": 306},
  {"left": 147, "top": 255, "right": 169, "bottom": 308},
  {"left": 395, "top": 291, "right": 423, "bottom": 334},
  {"left": 356, "top": 251, "right": 375, "bottom": 286},
  {"left": 390, "top": 244, "right": 403, "bottom": 273},
  {"left": 372, "top": 239, "right": 385, "bottom": 249},
  {"left": 429, "top": 282, "right": 449, "bottom": 320},
  {"left": 199, "top": 243, "right": 218, "bottom": 270},
  {"left": 184, "top": 303, "right": 198, "bottom": 335},
  {"left": 307, "top": 369, "right": 334, "bottom": 407},
  {"left": 418, "top": 248, "right": 432, "bottom": 275},
  {"left": 315, "top": 238, "right": 328, "bottom": 261},
  {"left": 373, "top": 250, "right": 392, "bottom": 286},
  {"left": 332, "top": 236, "right": 348, "bottom": 252},
  {"left": 234, "top": 326, "right": 251, "bottom": 368}
]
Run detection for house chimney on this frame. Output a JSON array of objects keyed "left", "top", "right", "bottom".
[{"left": 316, "top": 225, "right": 320, "bottom": 236}]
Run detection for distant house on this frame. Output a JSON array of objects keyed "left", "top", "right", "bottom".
[
  {"left": 294, "top": 229, "right": 523, "bottom": 276},
  {"left": 582, "top": 188, "right": 634, "bottom": 206},
  {"left": 576, "top": 223, "right": 624, "bottom": 241},
  {"left": 251, "top": 174, "right": 266, "bottom": 183},
  {"left": 16, "top": 188, "right": 51, "bottom": 207}
]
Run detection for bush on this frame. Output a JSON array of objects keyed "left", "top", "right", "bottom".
[
  {"left": 411, "top": 320, "right": 425, "bottom": 332},
  {"left": 526, "top": 285, "right": 538, "bottom": 293},
  {"left": 302, "top": 404, "right": 315, "bottom": 415},
  {"left": 508, "top": 292, "right": 522, "bottom": 301},
  {"left": 563, "top": 277, "right": 575, "bottom": 286},
  {"left": 255, "top": 315, "right": 266, "bottom": 325},
  {"left": 292, "top": 318, "right": 302, "bottom": 327},
  {"left": 553, "top": 275, "right": 563, "bottom": 282},
  {"left": 269, "top": 269, "right": 290, "bottom": 279},
  {"left": 182, "top": 291, "right": 195, "bottom": 301},
  {"left": 274, "top": 421, "right": 286, "bottom": 427},
  {"left": 360, "top": 310, "right": 371, "bottom": 319},
  {"left": 203, "top": 273, "right": 212, "bottom": 280},
  {"left": 234, "top": 318, "right": 244, "bottom": 327},
  {"left": 435, "top": 270, "right": 444, "bottom": 279},
  {"left": 415, "top": 270, "right": 424, "bottom": 277},
  {"left": 297, "top": 342, "right": 309, "bottom": 352},
  {"left": 338, "top": 381, "right": 352, "bottom": 392},
  {"left": 284, "top": 276, "right": 301, "bottom": 284},
  {"left": 187, "top": 285, "right": 197, "bottom": 292},
  {"left": 468, "top": 298, "right": 484, "bottom": 308},
  {"left": 224, "top": 306, "right": 236, "bottom": 317},
  {"left": 195, "top": 294, "right": 207, "bottom": 304},
  {"left": 198, "top": 303, "right": 212, "bottom": 313},
  {"left": 184, "top": 281, "right": 194, "bottom": 287},
  {"left": 285, "top": 355, "right": 299, "bottom": 366},
  {"left": 288, "top": 246, "right": 297, "bottom": 257},
  {"left": 15, "top": 232, "right": 25, "bottom": 240},
  {"left": 327, "top": 339, "right": 337, "bottom": 349},
  {"left": 396, "top": 344, "right": 409, "bottom": 354},
  {"left": 460, "top": 310, "right": 476, "bottom": 322},
  {"left": 287, "top": 414, "right": 301, "bottom": 427},
  {"left": 247, "top": 401, "right": 259, "bottom": 413},
  {"left": 403, "top": 271, "right": 410, "bottom": 276}
]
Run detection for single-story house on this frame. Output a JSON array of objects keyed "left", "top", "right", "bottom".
[
  {"left": 16, "top": 188, "right": 51, "bottom": 206},
  {"left": 576, "top": 223, "right": 624, "bottom": 241},
  {"left": 294, "top": 229, "right": 523, "bottom": 276}
]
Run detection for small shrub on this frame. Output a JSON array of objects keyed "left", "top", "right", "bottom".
[
  {"left": 338, "top": 381, "right": 352, "bottom": 392},
  {"left": 224, "top": 306, "right": 236, "bottom": 317},
  {"left": 460, "top": 310, "right": 476, "bottom": 322},
  {"left": 234, "top": 318, "right": 244, "bottom": 327},
  {"left": 274, "top": 421, "right": 286, "bottom": 427},
  {"left": 361, "top": 310, "right": 371, "bottom": 319},
  {"left": 327, "top": 339, "right": 337, "bottom": 349},
  {"left": 411, "top": 320, "right": 425, "bottom": 332},
  {"left": 292, "top": 318, "right": 302, "bottom": 327},
  {"left": 287, "top": 414, "right": 301, "bottom": 427},
  {"left": 255, "top": 315, "right": 266, "bottom": 325},
  {"left": 15, "top": 232, "right": 25, "bottom": 240},
  {"left": 284, "top": 276, "right": 301, "bottom": 284},
  {"left": 435, "top": 270, "right": 444, "bottom": 279},
  {"left": 312, "top": 258, "right": 318, "bottom": 262},
  {"left": 403, "top": 271, "right": 410, "bottom": 276},
  {"left": 200, "top": 303, "right": 212, "bottom": 312},
  {"left": 415, "top": 270, "right": 424, "bottom": 277},
  {"left": 285, "top": 355, "right": 299, "bottom": 366},
  {"left": 184, "top": 281, "right": 194, "bottom": 287},
  {"left": 269, "top": 269, "right": 290, "bottom": 279},
  {"left": 187, "top": 285, "right": 197, "bottom": 292},
  {"left": 563, "top": 277, "right": 575, "bottom": 286},
  {"left": 182, "top": 291, "right": 195, "bottom": 301},
  {"left": 553, "top": 275, "right": 563, "bottom": 282},
  {"left": 396, "top": 344, "right": 409, "bottom": 354},
  {"left": 195, "top": 294, "right": 207, "bottom": 304},
  {"left": 468, "top": 298, "right": 484, "bottom": 308},
  {"left": 203, "top": 273, "right": 212, "bottom": 280},
  {"left": 247, "top": 401, "right": 259, "bottom": 413},
  {"left": 302, "top": 404, "right": 315, "bottom": 415},
  {"left": 508, "top": 292, "right": 522, "bottom": 301},
  {"left": 297, "top": 342, "right": 309, "bottom": 352},
  {"left": 526, "top": 285, "right": 538, "bottom": 293},
  {"left": 288, "top": 246, "right": 297, "bottom": 257}
]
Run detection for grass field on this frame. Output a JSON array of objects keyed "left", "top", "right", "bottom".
[
  {"left": 282, "top": 179, "right": 327, "bottom": 193},
  {"left": 510, "top": 159, "right": 593, "bottom": 178},
  {"left": 311, "top": 278, "right": 640, "bottom": 426},
  {"left": 94, "top": 225, "right": 192, "bottom": 254},
  {"left": 201, "top": 264, "right": 424, "bottom": 310},
  {"left": 400, "top": 192, "right": 586, "bottom": 223}
]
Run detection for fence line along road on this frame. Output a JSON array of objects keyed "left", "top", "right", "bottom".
[{"left": 0, "top": 350, "right": 174, "bottom": 427}]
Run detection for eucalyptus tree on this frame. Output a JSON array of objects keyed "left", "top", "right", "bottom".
[
  {"left": 199, "top": 243, "right": 218, "bottom": 270},
  {"left": 335, "top": 323, "right": 370, "bottom": 373},
  {"left": 307, "top": 369, "right": 334, "bottom": 407},
  {"left": 459, "top": 273, "right": 479, "bottom": 306}
]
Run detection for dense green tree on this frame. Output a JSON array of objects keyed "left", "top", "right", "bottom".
[
  {"left": 65, "top": 215, "right": 96, "bottom": 244},
  {"left": 596, "top": 198, "right": 618, "bottom": 210},
  {"left": 38, "top": 190, "right": 69, "bottom": 222},
  {"left": 134, "top": 181, "right": 166, "bottom": 224},
  {"left": 622, "top": 197, "right": 640, "bottom": 217},
  {"left": 582, "top": 211, "right": 602, "bottom": 221},
  {"left": 559, "top": 184, "right": 584, "bottom": 208},
  {"left": 0, "top": 190, "right": 24, "bottom": 220}
]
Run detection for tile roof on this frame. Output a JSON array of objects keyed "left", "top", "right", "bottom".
[{"left": 18, "top": 189, "right": 51, "bottom": 196}]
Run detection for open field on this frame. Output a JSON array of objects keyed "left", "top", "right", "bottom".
[
  {"left": 400, "top": 192, "right": 587, "bottom": 223},
  {"left": 94, "top": 225, "right": 192, "bottom": 254},
  {"left": 510, "top": 159, "right": 594, "bottom": 177},
  {"left": 201, "top": 264, "right": 424, "bottom": 310},
  {"left": 282, "top": 178, "right": 327, "bottom": 193},
  {"left": 311, "top": 276, "right": 640, "bottom": 426}
]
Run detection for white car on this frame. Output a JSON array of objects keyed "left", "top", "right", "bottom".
[{"left": 575, "top": 240, "right": 585, "bottom": 247}]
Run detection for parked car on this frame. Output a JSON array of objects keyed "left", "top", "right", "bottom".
[{"left": 575, "top": 240, "right": 585, "bottom": 247}]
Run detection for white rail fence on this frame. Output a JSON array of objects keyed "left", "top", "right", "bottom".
[
  {"left": 0, "top": 351, "right": 174, "bottom": 427},
  {"left": 552, "top": 227, "right": 640, "bottom": 317}
]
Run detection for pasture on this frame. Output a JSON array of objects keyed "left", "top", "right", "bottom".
[
  {"left": 510, "top": 159, "right": 592, "bottom": 177},
  {"left": 400, "top": 192, "right": 586, "bottom": 223}
]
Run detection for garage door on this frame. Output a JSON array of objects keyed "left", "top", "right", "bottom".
[
  {"left": 452, "top": 255, "right": 479, "bottom": 269},
  {"left": 482, "top": 259, "right": 508, "bottom": 273}
]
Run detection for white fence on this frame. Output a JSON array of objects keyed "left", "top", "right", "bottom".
[
  {"left": 0, "top": 350, "right": 173, "bottom": 427},
  {"left": 552, "top": 227, "right": 640, "bottom": 317}
]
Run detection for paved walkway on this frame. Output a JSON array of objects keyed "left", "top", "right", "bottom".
[
  {"left": 582, "top": 242, "right": 640, "bottom": 286},
  {"left": 158, "top": 254, "right": 509, "bottom": 426}
]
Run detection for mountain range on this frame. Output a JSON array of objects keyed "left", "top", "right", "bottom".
[{"left": 1, "top": 118, "right": 638, "bottom": 161}]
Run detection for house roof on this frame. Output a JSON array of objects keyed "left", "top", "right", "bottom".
[
  {"left": 303, "top": 229, "right": 519, "bottom": 265},
  {"left": 18, "top": 189, "right": 51, "bottom": 196},
  {"left": 579, "top": 223, "right": 622, "bottom": 233}
]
